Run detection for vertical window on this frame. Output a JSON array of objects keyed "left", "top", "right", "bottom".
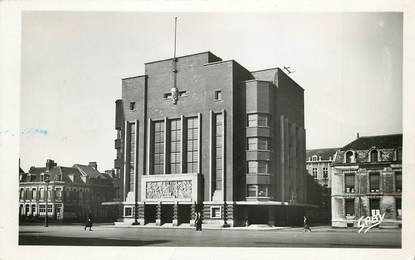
[
  {"left": 129, "top": 122, "right": 135, "bottom": 191},
  {"left": 312, "top": 155, "right": 317, "bottom": 161},
  {"left": 370, "top": 199, "right": 380, "bottom": 216},
  {"left": 214, "top": 113, "right": 223, "bottom": 190},
  {"left": 185, "top": 117, "right": 199, "bottom": 173},
  {"left": 395, "top": 172, "right": 402, "bottom": 192},
  {"left": 247, "top": 137, "right": 270, "bottom": 150},
  {"left": 55, "top": 188, "right": 62, "bottom": 200},
  {"left": 169, "top": 119, "right": 181, "bottom": 174},
  {"left": 19, "top": 188, "right": 24, "bottom": 200},
  {"left": 31, "top": 205, "right": 36, "bottom": 215},
  {"left": 369, "top": 173, "right": 380, "bottom": 192},
  {"left": 153, "top": 121, "right": 165, "bottom": 175},
  {"left": 32, "top": 188, "right": 37, "bottom": 200},
  {"left": 124, "top": 207, "right": 132, "bottom": 217},
  {"left": 396, "top": 149, "right": 402, "bottom": 161},
  {"left": 56, "top": 175, "right": 62, "bottom": 181},
  {"left": 345, "top": 151, "right": 353, "bottom": 163},
  {"left": 345, "top": 199, "right": 355, "bottom": 216},
  {"left": 370, "top": 150, "right": 378, "bottom": 162},
  {"left": 323, "top": 168, "right": 328, "bottom": 179},
  {"left": 345, "top": 174, "right": 355, "bottom": 193},
  {"left": 39, "top": 188, "right": 44, "bottom": 200},
  {"left": 40, "top": 174, "right": 44, "bottom": 182},
  {"left": 396, "top": 198, "right": 402, "bottom": 217},
  {"left": 211, "top": 206, "right": 221, "bottom": 218},
  {"left": 129, "top": 102, "right": 136, "bottom": 110},
  {"left": 312, "top": 168, "right": 318, "bottom": 179},
  {"left": 214, "top": 90, "right": 222, "bottom": 101},
  {"left": 247, "top": 114, "right": 269, "bottom": 127}
]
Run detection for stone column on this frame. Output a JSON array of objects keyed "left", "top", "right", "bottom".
[
  {"left": 173, "top": 202, "right": 179, "bottom": 226},
  {"left": 156, "top": 202, "right": 162, "bottom": 226}
]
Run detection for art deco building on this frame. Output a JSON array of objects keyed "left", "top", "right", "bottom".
[
  {"left": 19, "top": 159, "right": 117, "bottom": 222},
  {"left": 114, "top": 51, "right": 319, "bottom": 226},
  {"left": 331, "top": 134, "right": 402, "bottom": 228}
]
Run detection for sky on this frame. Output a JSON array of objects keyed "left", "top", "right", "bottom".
[{"left": 20, "top": 12, "right": 403, "bottom": 171}]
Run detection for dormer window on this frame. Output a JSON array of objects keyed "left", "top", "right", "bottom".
[
  {"left": 56, "top": 174, "right": 62, "bottom": 181},
  {"left": 370, "top": 149, "right": 379, "bottom": 162},
  {"left": 40, "top": 174, "right": 45, "bottom": 182},
  {"left": 312, "top": 155, "right": 318, "bottom": 161},
  {"left": 345, "top": 151, "right": 354, "bottom": 163}
]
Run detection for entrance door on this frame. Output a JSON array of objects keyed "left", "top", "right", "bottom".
[
  {"left": 144, "top": 204, "right": 157, "bottom": 224},
  {"left": 247, "top": 206, "right": 268, "bottom": 224},
  {"left": 178, "top": 204, "right": 191, "bottom": 224},
  {"left": 161, "top": 204, "right": 174, "bottom": 224}
]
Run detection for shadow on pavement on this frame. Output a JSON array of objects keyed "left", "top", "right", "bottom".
[{"left": 19, "top": 235, "right": 169, "bottom": 246}]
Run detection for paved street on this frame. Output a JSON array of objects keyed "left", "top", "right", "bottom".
[{"left": 19, "top": 224, "right": 401, "bottom": 248}]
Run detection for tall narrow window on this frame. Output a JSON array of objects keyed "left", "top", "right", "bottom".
[
  {"left": 129, "top": 122, "right": 135, "bottom": 191},
  {"left": 129, "top": 102, "right": 136, "bottom": 110},
  {"left": 312, "top": 168, "right": 318, "bottom": 179},
  {"left": 345, "top": 199, "right": 355, "bottom": 216},
  {"left": 185, "top": 117, "right": 199, "bottom": 173},
  {"left": 345, "top": 174, "right": 355, "bottom": 193},
  {"left": 370, "top": 150, "right": 378, "bottom": 162},
  {"left": 395, "top": 172, "right": 402, "bottom": 192},
  {"left": 169, "top": 119, "right": 181, "bottom": 174},
  {"left": 370, "top": 199, "right": 380, "bottom": 216},
  {"left": 396, "top": 198, "right": 402, "bottom": 217},
  {"left": 345, "top": 151, "right": 353, "bottom": 163},
  {"left": 214, "top": 113, "right": 223, "bottom": 190},
  {"left": 153, "top": 121, "right": 165, "bottom": 175},
  {"left": 323, "top": 168, "right": 328, "bottom": 179},
  {"left": 214, "top": 90, "right": 222, "bottom": 101},
  {"left": 369, "top": 173, "right": 380, "bottom": 192}
]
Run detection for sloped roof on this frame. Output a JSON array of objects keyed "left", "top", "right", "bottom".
[
  {"left": 306, "top": 148, "right": 339, "bottom": 161},
  {"left": 341, "top": 134, "right": 402, "bottom": 151},
  {"left": 73, "top": 164, "right": 102, "bottom": 178}
]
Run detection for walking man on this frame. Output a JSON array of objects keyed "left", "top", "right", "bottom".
[
  {"left": 195, "top": 211, "right": 202, "bottom": 231},
  {"left": 84, "top": 215, "right": 93, "bottom": 231},
  {"left": 303, "top": 215, "right": 311, "bottom": 232}
]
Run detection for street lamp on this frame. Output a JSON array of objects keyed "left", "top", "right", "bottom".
[{"left": 44, "top": 175, "right": 50, "bottom": 227}]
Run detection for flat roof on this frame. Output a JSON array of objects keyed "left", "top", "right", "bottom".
[{"left": 144, "top": 51, "right": 221, "bottom": 65}]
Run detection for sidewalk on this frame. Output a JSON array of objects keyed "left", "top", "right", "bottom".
[{"left": 106, "top": 223, "right": 401, "bottom": 233}]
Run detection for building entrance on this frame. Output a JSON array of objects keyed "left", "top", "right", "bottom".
[
  {"left": 178, "top": 204, "right": 191, "bottom": 224},
  {"left": 144, "top": 204, "right": 157, "bottom": 224},
  {"left": 161, "top": 204, "right": 174, "bottom": 224},
  {"left": 247, "top": 206, "right": 269, "bottom": 224}
]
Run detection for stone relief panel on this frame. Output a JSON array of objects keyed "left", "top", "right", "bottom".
[{"left": 146, "top": 180, "right": 192, "bottom": 199}]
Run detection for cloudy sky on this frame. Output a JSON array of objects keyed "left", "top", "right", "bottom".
[{"left": 20, "top": 12, "right": 402, "bottom": 171}]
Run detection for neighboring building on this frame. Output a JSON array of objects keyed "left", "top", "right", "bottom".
[
  {"left": 306, "top": 148, "right": 338, "bottom": 188},
  {"left": 19, "top": 159, "right": 117, "bottom": 222},
  {"left": 331, "top": 134, "right": 402, "bottom": 228},
  {"left": 114, "top": 51, "right": 319, "bottom": 227},
  {"left": 305, "top": 148, "right": 338, "bottom": 222}
]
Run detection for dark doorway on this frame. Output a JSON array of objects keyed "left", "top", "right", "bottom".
[
  {"left": 247, "top": 206, "right": 268, "bottom": 224},
  {"left": 144, "top": 204, "right": 157, "bottom": 224},
  {"left": 178, "top": 204, "right": 191, "bottom": 224},
  {"left": 161, "top": 204, "right": 174, "bottom": 224}
]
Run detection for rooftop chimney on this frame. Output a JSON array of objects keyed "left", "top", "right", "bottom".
[
  {"left": 45, "top": 159, "right": 56, "bottom": 172},
  {"left": 356, "top": 132, "right": 360, "bottom": 139},
  {"left": 89, "top": 162, "right": 98, "bottom": 170}
]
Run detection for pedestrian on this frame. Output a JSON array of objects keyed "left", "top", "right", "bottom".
[
  {"left": 195, "top": 211, "right": 202, "bottom": 231},
  {"left": 84, "top": 215, "right": 93, "bottom": 231},
  {"left": 303, "top": 215, "right": 311, "bottom": 232}
]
